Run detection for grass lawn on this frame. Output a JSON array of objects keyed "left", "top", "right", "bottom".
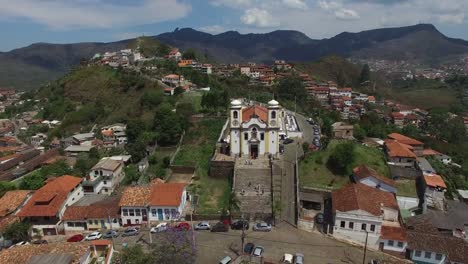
[
  {"left": 394, "top": 88, "right": 458, "bottom": 109},
  {"left": 396, "top": 180, "right": 418, "bottom": 198},
  {"left": 179, "top": 91, "right": 204, "bottom": 113},
  {"left": 300, "top": 140, "right": 389, "bottom": 190},
  {"left": 173, "top": 118, "right": 228, "bottom": 214}
]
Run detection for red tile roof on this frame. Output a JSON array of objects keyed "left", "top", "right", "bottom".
[
  {"left": 422, "top": 149, "right": 441, "bottom": 156},
  {"left": 381, "top": 225, "right": 407, "bottom": 241},
  {"left": 0, "top": 190, "right": 31, "bottom": 217},
  {"left": 62, "top": 202, "right": 120, "bottom": 221},
  {"left": 332, "top": 183, "right": 398, "bottom": 216},
  {"left": 391, "top": 112, "right": 404, "bottom": 119},
  {"left": 353, "top": 165, "right": 396, "bottom": 187},
  {"left": 149, "top": 183, "right": 185, "bottom": 207},
  {"left": 388, "top": 133, "right": 423, "bottom": 146},
  {"left": 424, "top": 175, "right": 447, "bottom": 189},
  {"left": 242, "top": 105, "right": 268, "bottom": 123},
  {"left": 119, "top": 186, "right": 151, "bottom": 207},
  {"left": 17, "top": 175, "right": 82, "bottom": 217},
  {"left": 385, "top": 140, "right": 417, "bottom": 158}
]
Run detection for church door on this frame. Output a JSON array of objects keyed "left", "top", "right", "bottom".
[{"left": 250, "top": 144, "right": 259, "bottom": 159}]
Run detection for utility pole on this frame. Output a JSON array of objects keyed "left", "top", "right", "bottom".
[
  {"left": 362, "top": 231, "right": 369, "bottom": 264},
  {"left": 241, "top": 216, "right": 246, "bottom": 252}
]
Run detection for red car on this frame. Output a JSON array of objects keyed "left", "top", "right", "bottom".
[
  {"left": 174, "top": 222, "right": 191, "bottom": 230},
  {"left": 67, "top": 234, "right": 84, "bottom": 242}
]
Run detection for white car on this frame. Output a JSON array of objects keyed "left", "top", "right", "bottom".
[
  {"left": 194, "top": 221, "right": 211, "bottom": 231},
  {"left": 283, "top": 253, "right": 294, "bottom": 263},
  {"left": 253, "top": 246, "right": 264, "bottom": 257},
  {"left": 85, "top": 231, "right": 102, "bottom": 241},
  {"left": 9, "top": 241, "right": 30, "bottom": 249},
  {"left": 150, "top": 222, "right": 168, "bottom": 233}
]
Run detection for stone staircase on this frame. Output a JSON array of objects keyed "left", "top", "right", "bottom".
[{"left": 234, "top": 158, "right": 272, "bottom": 218}]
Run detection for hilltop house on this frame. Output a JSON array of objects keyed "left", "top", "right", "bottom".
[
  {"left": 352, "top": 165, "right": 397, "bottom": 194},
  {"left": 331, "top": 122, "right": 354, "bottom": 140},
  {"left": 101, "top": 124, "right": 127, "bottom": 147},
  {"left": 83, "top": 158, "right": 125, "bottom": 195},
  {"left": 162, "top": 74, "right": 184, "bottom": 87},
  {"left": 423, "top": 174, "right": 447, "bottom": 210},
  {"left": 388, "top": 133, "right": 424, "bottom": 156},
  {"left": 17, "top": 175, "right": 83, "bottom": 236},
  {"left": 332, "top": 183, "right": 405, "bottom": 252},
  {"left": 384, "top": 139, "right": 417, "bottom": 168},
  {"left": 119, "top": 182, "right": 187, "bottom": 226}
]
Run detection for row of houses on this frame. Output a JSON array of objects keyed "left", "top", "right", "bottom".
[
  {"left": 92, "top": 48, "right": 144, "bottom": 68},
  {"left": 1, "top": 175, "right": 188, "bottom": 237}
]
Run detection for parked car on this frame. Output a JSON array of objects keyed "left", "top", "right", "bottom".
[
  {"left": 85, "top": 232, "right": 102, "bottom": 241},
  {"left": 283, "top": 138, "right": 294, "bottom": 144},
  {"left": 231, "top": 220, "right": 249, "bottom": 230},
  {"left": 253, "top": 222, "right": 272, "bottom": 232},
  {"left": 252, "top": 246, "right": 264, "bottom": 257},
  {"left": 9, "top": 241, "right": 30, "bottom": 248},
  {"left": 315, "top": 213, "right": 324, "bottom": 224},
  {"left": 174, "top": 222, "right": 191, "bottom": 231},
  {"left": 211, "top": 222, "right": 229, "bottom": 232},
  {"left": 31, "top": 239, "right": 47, "bottom": 245},
  {"left": 67, "top": 234, "right": 84, "bottom": 242},
  {"left": 122, "top": 227, "right": 139, "bottom": 237},
  {"left": 103, "top": 230, "right": 119, "bottom": 239},
  {"left": 294, "top": 253, "right": 304, "bottom": 264},
  {"left": 150, "top": 222, "right": 168, "bottom": 233},
  {"left": 194, "top": 221, "right": 211, "bottom": 231},
  {"left": 219, "top": 256, "right": 232, "bottom": 264},
  {"left": 244, "top": 242, "right": 255, "bottom": 254},
  {"left": 282, "top": 253, "right": 294, "bottom": 263}
]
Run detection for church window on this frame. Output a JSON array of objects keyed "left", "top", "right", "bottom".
[
  {"left": 260, "top": 133, "right": 264, "bottom": 140},
  {"left": 271, "top": 111, "right": 276, "bottom": 119},
  {"left": 244, "top": 133, "right": 248, "bottom": 140},
  {"left": 251, "top": 128, "right": 257, "bottom": 139},
  {"left": 233, "top": 111, "right": 238, "bottom": 119}
]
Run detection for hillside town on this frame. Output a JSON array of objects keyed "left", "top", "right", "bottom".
[{"left": 0, "top": 39, "right": 466, "bottom": 264}]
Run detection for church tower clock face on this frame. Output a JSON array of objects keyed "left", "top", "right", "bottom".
[
  {"left": 232, "top": 120, "right": 239, "bottom": 126},
  {"left": 270, "top": 120, "right": 276, "bottom": 127}
]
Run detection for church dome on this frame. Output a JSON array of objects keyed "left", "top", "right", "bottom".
[
  {"left": 268, "top": 99, "right": 279, "bottom": 106},
  {"left": 231, "top": 99, "right": 242, "bottom": 106}
]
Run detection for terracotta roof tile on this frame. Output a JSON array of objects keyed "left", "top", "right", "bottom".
[
  {"left": 17, "top": 175, "right": 82, "bottom": 217},
  {"left": 242, "top": 105, "right": 268, "bottom": 123},
  {"left": 422, "top": 149, "right": 441, "bottom": 156},
  {"left": 353, "top": 165, "right": 396, "bottom": 187},
  {"left": 381, "top": 225, "right": 407, "bottom": 241},
  {"left": 0, "top": 190, "right": 31, "bottom": 217},
  {"left": 149, "top": 183, "right": 186, "bottom": 207},
  {"left": 424, "top": 175, "right": 447, "bottom": 189},
  {"left": 119, "top": 186, "right": 150, "bottom": 207},
  {"left": 0, "top": 242, "right": 89, "bottom": 264},
  {"left": 388, "top": 133, "right": 423, "bottom": 146},
  {"left": 407, "top": 231, "right": 468, "bottom": 263},
  {"left": 62, "top": 201, "right": 120, "bottom": 221},
  {"left": 332, "top": 183, "right": 398, "bottom": 216},
  {"left": 0, "top": 215, "right": 20, "bottom": 232},
  {"left": 385, "top": 140, "right": 417, "bottom": 158}
]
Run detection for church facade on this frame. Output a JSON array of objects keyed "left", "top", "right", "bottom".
[{"left": 229, "top": 99, "right": 283, "bottom": 159}]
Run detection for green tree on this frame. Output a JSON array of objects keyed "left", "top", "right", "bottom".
[
  {"left": 20, "top": 172, "right": 46, "bottom": 190},
  {"left": 327, "top": 142, "right": 356, "bottom": 175},
  {"left": 402, "top": 124, "right": 420, "bottom": 139},
  {"left": 274, "top": 75, "right": 307, "bottom": 105},
  {"left": 182, "top": 48, "right": 197, "bottom": 60},
  {"left": 122, "top": 165, "right": 140, "bottom": 185},
  {"left": 359, "top": 64, "right": 371, "bottom": 84},
  {"left": 121, "top": 245, "right": 154, "bottom": 264},
  {"left": 219, "top": 185, "right": 240, "bottom": 215},
  {"left": 153, "top": 103, "right": 183, "bottom": 146},
  {"left": 3, "top": 221, "right": 30, "bottom": 242},
  {"left": 0, "top": 181, "right": 17, "bottom": 197},
  {"left": 141, "top": 90, "right": 164, "bottom": 108},
  {"left": 353, "top": 124, "right": 366, "bottom": 141}
]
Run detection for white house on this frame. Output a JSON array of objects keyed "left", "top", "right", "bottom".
[
  {"left": 148, "top": 183, "right": 187, "bottom": 222},
  {"left": 352, "top": 165, "right": 397, "bottom": 194},
  {"left": 332, "top": 183, "right": 403, "bottom": 251},
  {"left": 62, "top": 202, "right": 121, "bottom": 233},
  {"left": 17, "top": 175, "right": 84, "bottom": 236},
  {"left": 162, "top": 74, "right": 184, "bottom": 86},
  {"left": 83, "top": 158, "right": 125, "bottom": 195},
  {"left": 30, "top": 133, "right": 47, "bottom": 146},
  {"left": 118, "top": 182, "right": 187, "bottom": 226}
]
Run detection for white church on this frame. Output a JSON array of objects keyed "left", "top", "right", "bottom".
[{"left": 227, "top": 99, "right": 284, "bottom": 159}]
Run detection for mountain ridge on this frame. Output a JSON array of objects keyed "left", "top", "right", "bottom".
[{"left": 1, "top": 23, "right": 468, "bottom": 90}]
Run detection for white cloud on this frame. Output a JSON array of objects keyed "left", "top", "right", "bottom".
[
  {"left": 438, "top": 13, "right": 465, "bottom": 24},
  {"left": 199, "top": 25, "right": 226, "bottom": 34},
  {"left": 318, "top": 0, "right": 341, "bottom": 11},
  {"left": 0, "top": 0, "right": 191, "bottom": 30},
  {"left": 282, "top": 0, "right": 308, "bottom": 10},
  {"left": 241, "top": 8, "right": 279, "bottom": 27},
  {"left": 211, "top": 0, "right": 254, "bottom": 9},
  {"left": 335, "top": 8, "right": 360, "bottom": 20}
]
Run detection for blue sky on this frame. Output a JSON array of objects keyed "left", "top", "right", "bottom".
[{"left": 1, "top": 0, "right": 467, "bottom": 51}]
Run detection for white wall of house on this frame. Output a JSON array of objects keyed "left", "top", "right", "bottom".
[
  {"left": 359, "top": 177, "right": 397, "bottom": 194},
  {"left": 148, "top": 189, "right": 187, "bottom": 221},
  {"left": 59, "top": 185, "right": 84, "bottom": 218},
  {"left": 380, "top": 239, "right": 407, "bottom": 252},
  {"left": 410, "top": 249, "right": 446, "bottom": 264},
  {"left": 89, "top": 164, "right": 125, "bottom": 195},
  {"left": 121, "top": 206, "right": 148, "bottom": 225},
  {"left": 381, "top": 207, "right": 399, "bottom": 222},
  {"left": 333, "top": 210, "right": 382, "bottom": 249}
]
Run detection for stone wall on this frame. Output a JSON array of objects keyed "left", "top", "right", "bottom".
[{"left": 210, "top": 160, "right": 235, "bottom": 178}]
